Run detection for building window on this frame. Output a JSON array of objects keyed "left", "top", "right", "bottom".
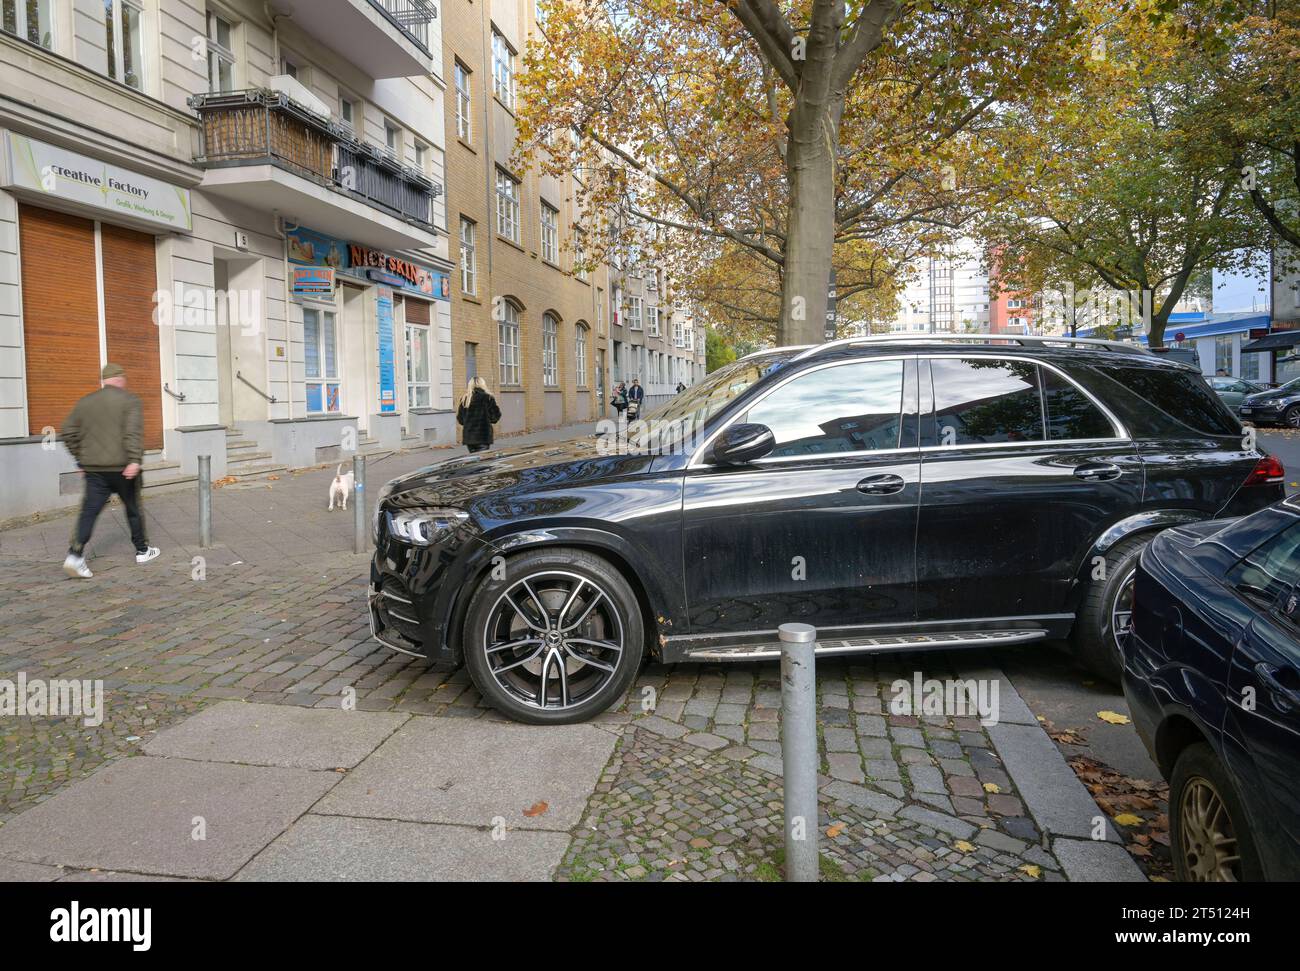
[
  {"left": 280, "top": 51, "right": 304, "bottom": 81},
  {"left": 454, "top": 61, "right": 472, "bottom": 142},
  {"left": 206, "top": 11, "right": 235, "bottom": 92},
  {"left": 1215, "top": 335, "right": 1233, "bottom": 375},
  {"left": 576, "top": 324, "right": 589, "bottom": 387},
  {"left": 627, "top": 295, "right": 642, "bottom": 331},
  {"left": 499, "top": 301, "right": 520, "bottom": 385},
  {"left": 595, "top": 288, "right": 604, "bottom": 335},
  {"left": 2, "top": 0, "right": 53, "bottom": 48},
  {"left": 541, "top": 203, "right": 559, "bottom": 265},
  {"left": 492, "top": 29, "right": 515, "bottom": 110},
  {"left": 303, "top": 308, "right": 340, "bottom": 413},
  {"left": 105, "top": 0, "right": 145, "bottom": 90},
  {"left": 673, "top": 319, "right": 684, "bottom": 347},
  {"left": 465, "top": 341, "right": 478, "bottom": 382},
  {"left": 611, "top": 286, "right": 621, "bottom": 327},
  {"left": 542, "top": 313, "right": 559, "bottom": 386},
  {"left": 384, "top": 120, "right": 401, "bottom": 159},
  {"left": 406, "top": 321, "right": 432, "bottom": 407},
  {"left": 495, "top": 168, "right": 520, "bottom": 243},
  {"left": 459, "top": 218, "right": 477, "bottom": 296},
  {"left": 574, "top": 230, "right": 588, "bottom": 281},
  {"left": 339, "top": 94, "right": 358, "bottom": 131},
  {"left": 646, "top": 306, "right": 659, "bottom": 338}
]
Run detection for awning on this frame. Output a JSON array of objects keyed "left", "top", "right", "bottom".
[{"left": 1242, "top": 331, "right": 1300, "bottom": 353}]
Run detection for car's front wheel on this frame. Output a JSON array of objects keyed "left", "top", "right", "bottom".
[
  {"left": 462, "top": 547, "right": 645, "bottom": 724},
  {"left": 1170, "top": 743, "right": 1262, "bottom": 881},
  {"left": 1071, "top": 534, "right": 1148, "bottom": 682},
  {"left": 1284, "top": 404, "right": 1300, "bottom": 429}
]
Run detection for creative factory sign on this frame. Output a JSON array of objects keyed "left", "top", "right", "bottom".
[{"left": 286, "top": 224, "right": 449, "bottom": 299}]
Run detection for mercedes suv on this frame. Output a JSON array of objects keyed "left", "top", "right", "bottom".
[{"left": 369, "top": 336, "right": 1286, "bottom": 724}]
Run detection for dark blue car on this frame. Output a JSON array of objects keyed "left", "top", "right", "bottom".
[{"left": 1122, "top": 497, "right": 1300, "bottom": 881}]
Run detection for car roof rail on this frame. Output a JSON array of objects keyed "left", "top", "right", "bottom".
[{"left": 787, "top": 333, "right": 1153, "bottom": 362}]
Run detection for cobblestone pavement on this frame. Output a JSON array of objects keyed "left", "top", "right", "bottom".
[
  {"left": 3, "top": 421, "right": 1093, "bottom": 880},
  {"left": 559, "top": 659, "right": 1063, "bottom": 882}
]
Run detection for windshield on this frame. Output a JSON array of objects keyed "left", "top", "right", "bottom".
[{"left": 641, "top": 352, "right": 793, "bottom": 428}]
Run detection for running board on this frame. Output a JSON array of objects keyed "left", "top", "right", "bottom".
[{"left": 683, "top": 629, "right": 1048, "bottom": 662}]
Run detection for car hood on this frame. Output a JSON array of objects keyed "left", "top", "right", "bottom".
[
  {"left": 381, "top": 436, "right": 661, "bottom": 507},
  {"left": 1243, "top": 388, "right": 1299, "bottom": 405}
]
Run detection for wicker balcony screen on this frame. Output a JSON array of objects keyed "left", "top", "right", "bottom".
[{"left": 199, "top": 102, "right": 333, "bottom": 183}]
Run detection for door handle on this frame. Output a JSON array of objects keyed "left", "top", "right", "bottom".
[
  {"left": 1255, "top": 662, "right": 1300, "bottom": 712},
  {"left": 1074, "top": 463, "right": 1122, "bottom": 482},
  {"left": 857, "top": 473, "right": 905, "bottom": 496}
]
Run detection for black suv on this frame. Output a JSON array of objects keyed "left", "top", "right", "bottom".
[
  {"left": 1238, "top": 376, "right": 1300, "bottom": 428},
  {"left": 369, "top": 336, "right": 1285, "bottom": 724}
]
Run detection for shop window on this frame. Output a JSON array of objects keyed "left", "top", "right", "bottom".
[
  {"left": 304, "top": 307, "right": 340, "bottom": 413},
  {"left": 405, "top": 322, "right": 431, "bottom": 408}
]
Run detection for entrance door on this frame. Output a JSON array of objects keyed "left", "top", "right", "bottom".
[
  {"left": 100, "top": 224, "right": 162, "bottom": 448},
  {"left": 215, "top": 260, "right": 234, "bottom": 428}
]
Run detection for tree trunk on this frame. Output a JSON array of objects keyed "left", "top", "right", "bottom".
[{"left": 780, "top": 130, "right": 836, "bottom": 345}]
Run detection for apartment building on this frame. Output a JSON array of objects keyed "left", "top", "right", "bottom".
[
  {"left": 0, "top": 0, "right": 451, "bottom": 521},
  {"left": 890, "top": 239, "right": 991, "bottom": 334},
  {"left": 440, "top": 0, "right": 703, "bottom": 432}
]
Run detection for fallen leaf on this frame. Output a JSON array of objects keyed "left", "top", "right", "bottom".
[
  {"left": 826, "top": 822, "right": 845, "bottom": 838},
  {"left": 523, "top": 801, "right": 549, "bottom": 817},
  {"left": 982, "top": 782, "right": 1001, "bottom": 794},
  {"left": 1097, "top": 710, "right": 1130, "bottom": 725},
  {"left": 954, "top": 840, "right": 976, "bottom": 853},
  {"left": 1018, "top": 864, "right": 1042, "bottom": 879}
]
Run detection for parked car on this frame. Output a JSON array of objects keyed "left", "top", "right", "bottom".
[
  {"left": 1238, "top": 376, "right": 1300, "bottom": 428},
  {"left": 1121, "top": 497, "right": 1300, "bottom": 880},
  {"left": 1207, "top": 376, "right": 1267, "bottom": 410},
  {"left": 368, "top": 335, "right": 1285, "bottom": 724}
]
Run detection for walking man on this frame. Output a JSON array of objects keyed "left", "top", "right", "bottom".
[
  {"left": 627, "top": 377, "right": 645, "bottom": 420},
  {"left": 61, "top": 363, "right": 160, "bottom": 579}
]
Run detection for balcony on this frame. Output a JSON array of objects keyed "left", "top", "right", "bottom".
[
  {"left": 189, "top": 89, "right": 442, "bottom": 251},
  {"left": 269, "top": 0, "right": 436, "bottom": 78}
]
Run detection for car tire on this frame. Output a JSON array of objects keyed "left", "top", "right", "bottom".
[
  {"left": 462, "top": 547, "right": 645, "bottom": 725},
  {"left": 1071, "top": 533, "right": 1149, "bottom": 683},
  {"left": 1284, "top": 405, "right": 1300, "bottom": 429},
  {"left": 1169, "top": 743, "right": 1263, "bottom": 882}
]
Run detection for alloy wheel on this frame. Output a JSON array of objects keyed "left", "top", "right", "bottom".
[
  {"left": 1179, "top": 776, "right": 1241, "bottom": 881},
  {"left": 482, "top": 570, "right": 625, "bottom": 712},
  {"left": 1286, "top": 406, "right": 1300, "bottom": 429},
  {"left": 1110, "top": 566, "right": 1137, "bottom": 656}
]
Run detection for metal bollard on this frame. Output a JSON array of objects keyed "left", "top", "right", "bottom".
[
  {"left": 198, "top": 454, "right": 212, "bottom": 549},
  {"left": 779, "top": 622, "right": 819, "bottom": 882},
  {"left": 353, "top": 453, "right": 367, "bottom": 554}
]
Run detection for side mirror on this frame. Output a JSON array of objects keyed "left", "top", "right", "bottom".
[{"left": 711, "top": 422, "right": 775, "bottom": 464}]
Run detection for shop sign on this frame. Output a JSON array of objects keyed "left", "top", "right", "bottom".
[
  {"left": 287, "top": 224, "right": 448, "bottom": 300},
  {"left": 2, "top": 131, "right": 192, "bottom": 231},
  {"left": 377, "top": 288, "right": 397, "bottom": 413},
  {"left": 292, "top": 265, "right": 335, "bottom": 294}
]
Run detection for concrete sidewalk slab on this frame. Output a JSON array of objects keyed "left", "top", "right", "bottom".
[
  {"left": 0, "top": 859, "right": 62, "bottom": 881},
  {"left": 142, "top": 701, "right": 409, "bottom": 769},
  {"left": 0, "top": 756, "right": 337, "bottom": 880},
  {"left": 988, "top": 721, "right": 1120, "bottom": 843},
  {"left": 315, "top": 716, "right": 616, "bottom": 831},
  {"left": 235, "top": 814, "right": 570, "bottom": 881},
  {"left": 1053, "top": 837, "right": 1146, "bottom": 882}
]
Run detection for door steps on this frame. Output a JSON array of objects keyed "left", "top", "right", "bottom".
[{"left": 683, "top": 629, "right": 1048, "bottom": 662}]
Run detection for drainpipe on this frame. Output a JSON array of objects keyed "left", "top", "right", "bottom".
[{"left": 275, "top": 214, "right": 294, "bottom": 421}]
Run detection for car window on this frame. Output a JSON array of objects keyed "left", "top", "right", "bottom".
[
  {"left": 1226, "top": 522, "right": 1300, "bottom": 609},
  {"left": 743, "top": 359, "right": 905, "bottom": 458},
  {"left": 1043, "top": 369, "right": 1117, "bottom": 440},
  {"left": 931, "top": 358, "right": 1042, "bottom": 445},
  {"left": 644, "top": 352, "right": 791, "bottom": 428},
  {"left": 1095, "top": 365, "right": 1240, "bottom": 436}
]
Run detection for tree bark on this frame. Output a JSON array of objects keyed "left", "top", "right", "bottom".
[{"left": 781, "top": 118, "right": 838, "bottom": 344}]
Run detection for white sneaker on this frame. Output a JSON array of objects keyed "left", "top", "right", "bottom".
[
  {"left": 63, "top": 554, "right": 93, "bottom": 579},
  {"left": 135, "top": 546, "right": 161, "bottom": 564}
]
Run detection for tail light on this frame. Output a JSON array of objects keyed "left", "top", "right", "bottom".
[{"left": 1244, "top": 454, "right": 1285, "bottom": 487}]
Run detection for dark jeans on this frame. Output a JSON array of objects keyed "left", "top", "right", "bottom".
[
  {"left": 467, "top": 443, "right": 490, "bottom": 453},
  {"left": 69, "top": 470, "right": 147, "bottom": 556}
]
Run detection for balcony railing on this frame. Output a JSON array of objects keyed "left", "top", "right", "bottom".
[
  {"left": 188, "top": 89, "right": 440, "bottom": 231},
  {"left": 369, "top": 0, "right": 437, "bottom": 55}
]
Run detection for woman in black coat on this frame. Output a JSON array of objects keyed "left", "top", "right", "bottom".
[{"left": 457, "top": 377, "right": 501, "bottom": 452}]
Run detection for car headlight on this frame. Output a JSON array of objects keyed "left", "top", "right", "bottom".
[
  {"left": 387, "top": 508, "right": 469, "bottom": 546},
  {"left": 372, "top": 482, "right": 395, "bottom": 544}
]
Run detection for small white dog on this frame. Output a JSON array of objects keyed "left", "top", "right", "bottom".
[{"left": 328, "top": 464, "right": 354, "bottom": 511}]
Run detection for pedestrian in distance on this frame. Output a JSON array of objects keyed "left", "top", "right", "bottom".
[
  {"left": 610, "top": 381, "right": 628, "bottom": 419},
  {"left": 627, "top": 377, "right": 645, "bottom": 420},
  {"left": 457, "top": 376, "right": 502, "bottom": 453},
  {"left": 60, "top": 363, "right": 160, "bottom": 579},
  {"left": 676, "top": 381, "right": 686, "bottom": 394}
]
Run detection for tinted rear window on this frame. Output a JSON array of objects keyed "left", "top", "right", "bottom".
[
  {"left": 1043, "top": 370, "right": 1115, "bottom": 440},
  {"left": 1094, "top": 365, "right": 1240, "bottom": 436},
  {"left": 932, "top": 359, "right": 1042, "bottom": 444}
]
